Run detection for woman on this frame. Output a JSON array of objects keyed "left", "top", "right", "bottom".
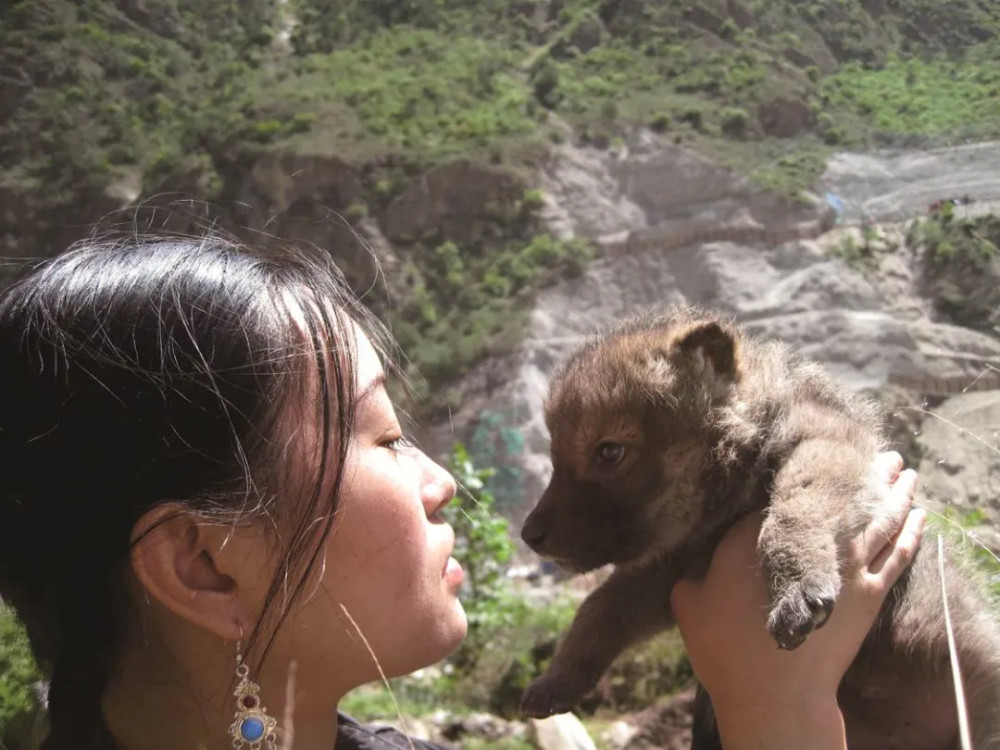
[{"left": 0, "top": 235, "right": 922, "bottom": 750}]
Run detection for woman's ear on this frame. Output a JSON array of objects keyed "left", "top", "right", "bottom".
[{"left": 129, "top": 505, "right": 267, "bottom": 641}]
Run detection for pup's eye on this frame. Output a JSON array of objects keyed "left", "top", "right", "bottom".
[{"left": 597, "top": 441, "right": 625, "bottom": 465}]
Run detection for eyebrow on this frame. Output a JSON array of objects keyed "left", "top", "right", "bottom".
[{"left": 356, "top": 373, "right": 387, "bottom": 406}]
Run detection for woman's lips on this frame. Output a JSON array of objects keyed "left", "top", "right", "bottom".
[{"left": 444, "top": 556, "right": 464, "bottom": 587}]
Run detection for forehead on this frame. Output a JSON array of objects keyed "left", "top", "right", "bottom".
[
  {"left": 354, "top": 327, "right": 384, "bottom": 394},
  {"left": 546, "top": 345, "right": 646, "bottom": 422},
  {"left": 277, "top": 289, "right": 383, "bottom": 405}
]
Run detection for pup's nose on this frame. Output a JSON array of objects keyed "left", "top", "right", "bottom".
[{"left": 521, "top": 520, "right": 546, "bottom": 549}]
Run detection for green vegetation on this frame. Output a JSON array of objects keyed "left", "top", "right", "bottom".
[
  {"left": 750, "top": 150, "right": 830, "bottom": 202},
  {"left": 907, "top": 207, "right": 1000, "bottom": 332},
  {"left": 442, "top": 443, "right": 523, "bottom": 674},
  {"left": 390, "top": 229, "right": 594, "bottom": 410},
  {"left": 823, "top": 50, "right": 1000, "bottom": 144},
  {"left": 0, "top": 605, "right": 40, "bottom": 736},
  {"left": 2, "top": 0, "right": 1000, "bottom": 403},
  {"left": 932, "top": 507, "right": 1000, "bottom": 607},
  {"left": 831, "top": 221, "right": 900, "bottom": 267},
  {"left": 911, "top": 203, "right": 999, "bottom": 265},
  {"left": 278, "top": 30, "right": 540, "bottom": 157}
]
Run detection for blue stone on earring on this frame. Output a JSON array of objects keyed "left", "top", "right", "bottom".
[
  {"left": 229, "top": 645, "right": 277, "bottom": 748},
  {"left": 240, "top": 717, "right": 266, "bottom": 742}
]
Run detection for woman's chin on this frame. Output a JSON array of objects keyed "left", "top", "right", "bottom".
[
  {"left": 387, "top": 616, "right": 468, "bottom": 679},
  {"left": 440, "top": 599, "right": 469, "bottom": 651},
  {"left": 375, "top": 596, "right": 468, "bottom": 680},
  {"left": 430, "top": 602, "right": 469, "bottom": 663}
]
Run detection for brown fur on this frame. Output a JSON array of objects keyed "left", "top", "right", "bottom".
[{"left": 520, "top": 307, "right": 1000, "bottom": 750}]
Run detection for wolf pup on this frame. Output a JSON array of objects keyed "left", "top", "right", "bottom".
[{"left": 520, "top": 307, "right": 1000, "bottom": 749}]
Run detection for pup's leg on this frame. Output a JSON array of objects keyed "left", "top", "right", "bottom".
[
  {"left": 758, "top": 439, "right": 870, "bottom": 649},
  {"left": 521, "top": 562, "right": 676, "bottom": 718}
]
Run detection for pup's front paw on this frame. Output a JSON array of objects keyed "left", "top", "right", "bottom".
[
  {"left": 766, "top": 573, "right": 840, "bottom": 650},
  {"left": 520, "top": 671, "right": 592, "bottom": 718}
]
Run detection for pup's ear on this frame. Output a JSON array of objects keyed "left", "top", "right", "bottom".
[{"left": 675, "top": 321, "right": 738, "bottom": 397}]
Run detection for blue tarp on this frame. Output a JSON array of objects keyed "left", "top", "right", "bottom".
[{"left": 824, "top": 191, "right": 846, "bottom": 216}]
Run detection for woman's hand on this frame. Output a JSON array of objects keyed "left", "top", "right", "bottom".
[{"left": 670, "top": 452, "right": 924, "bottom": 750}]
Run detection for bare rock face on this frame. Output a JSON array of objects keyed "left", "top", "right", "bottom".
[
  {"left": 818, "top": 142, "right": 1000, "bottom": 224},
  {"left": 437, "top": 231, "right": 1000, "bottom": 521},
  {"left": 237, "top": 152, "right": 382, "bottom": 289},
  {"left": 861, "top": 0, "right": 889, "bottom": 17},
  {"left": 535, "top": 129, "right": 815, "bottom": 245},
  {"left": 429, "top": 135, "right": 1000, "bottom": 542},
  {"left": 757, "top": 94, "right": 815, "bottom": 138},
  {"left": 726, "top": 0, "right": 754, "bottom": 28},
  {"left": 381, "top": 160, "right": 525, "bottom": 245},
  {"left": 530, "top": 713, "right": 597, "bottom": 750},
  {"left": 783, "top": 46, "right": 818, "bottom": 68},
  {"left": 683, "top": 4, "right": 726, "bottom": 34}
]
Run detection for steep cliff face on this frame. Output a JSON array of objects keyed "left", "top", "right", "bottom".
[{"left": 429, "top": 135, "right": 1000, "bottom": 544}]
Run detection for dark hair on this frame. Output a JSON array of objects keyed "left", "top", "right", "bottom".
[{"left": 0, "top": 234, "right": 393, "bottom": 749}]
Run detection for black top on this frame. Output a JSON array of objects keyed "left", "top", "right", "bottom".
[{"left": 335, "top": 714, "right": 452, "bottom": 750}]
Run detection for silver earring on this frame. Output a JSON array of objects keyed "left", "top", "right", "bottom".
[{"left": 228, "top": 640, "right": 278, "bottom": 749}]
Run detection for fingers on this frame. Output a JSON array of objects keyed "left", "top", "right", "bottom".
[
  {"left": 860, "top": 467, "right": 918, "bottom": 565},
  {"left": 872, "top": 450, "right": 904, "bottom": 484},
  {"left": 867, "top": 507, "right": 926, "bottom": 580}
]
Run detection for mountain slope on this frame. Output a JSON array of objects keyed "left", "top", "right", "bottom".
[{"left": 1, "top": 0, "right": 999, "bottom": 411}]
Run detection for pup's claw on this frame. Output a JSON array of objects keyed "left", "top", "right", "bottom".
[
  {"left": 520, "top": 673, "right": 589, "bottom": 718},
  {"left": 767, "top": 574, "right": 839, "bottom": 650}
]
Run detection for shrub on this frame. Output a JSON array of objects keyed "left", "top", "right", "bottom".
[
  {"left": 288, "top": 111, "right": 318, "bottom": 134},
  {"left": 909, "top": 211, "right": 1000, "bottom": 333},
  {"left": 251, "top": 118, "right": 285, "bottom": 142},
  {"left": 721, "top": 107, "right": 750, "bottom": 137},
  {"left": 442, "top": 444, "right": 518, "bottom": 672},
  {"left": 817, "top": 112, "right": 847, "bottom": 144},
  {"left": 530, "top": 58, "right": 562, "bottom": 109},
  {"left": 520, "top": 188, "right": 545, "bottom": 213},
  {"left": 649, "top": 112, "right": 671, "bottom": 132},
  {"left": 680, "top": 106, "right": 704, "bottom": 130},
  {"left": 719, "top": 18, "right": 739, "bottom": 40}
]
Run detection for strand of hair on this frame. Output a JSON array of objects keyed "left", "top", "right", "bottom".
[{"left": 337, "top": 602, "right": 417, "bottom": 750}]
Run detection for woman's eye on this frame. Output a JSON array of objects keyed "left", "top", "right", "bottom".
[
  {"left": 383, "top": 434, "right": 414, "bottom": 451},
  {"left": 597, "top": 441, "right": 626, "bottom": 465}
]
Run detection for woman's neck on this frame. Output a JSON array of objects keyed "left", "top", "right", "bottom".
[{"left": 102, "top": 619, "right": 345, "bottom": 750}]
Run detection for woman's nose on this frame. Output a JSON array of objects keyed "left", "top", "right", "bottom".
[{"left": 421, "top": 458, "right": 457, "bottom": 516}]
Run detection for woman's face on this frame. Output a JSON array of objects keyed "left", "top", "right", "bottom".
[{"left": 263, "top": 328, "right": 467, "bottom": 704}]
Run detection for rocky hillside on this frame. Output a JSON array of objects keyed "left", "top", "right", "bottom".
[
  {"left": 3, "top": 0, "right": 1000, "bottom": 414},
  {"left": 431, "top": 132, "right": 1000, "bottom": 553}
]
